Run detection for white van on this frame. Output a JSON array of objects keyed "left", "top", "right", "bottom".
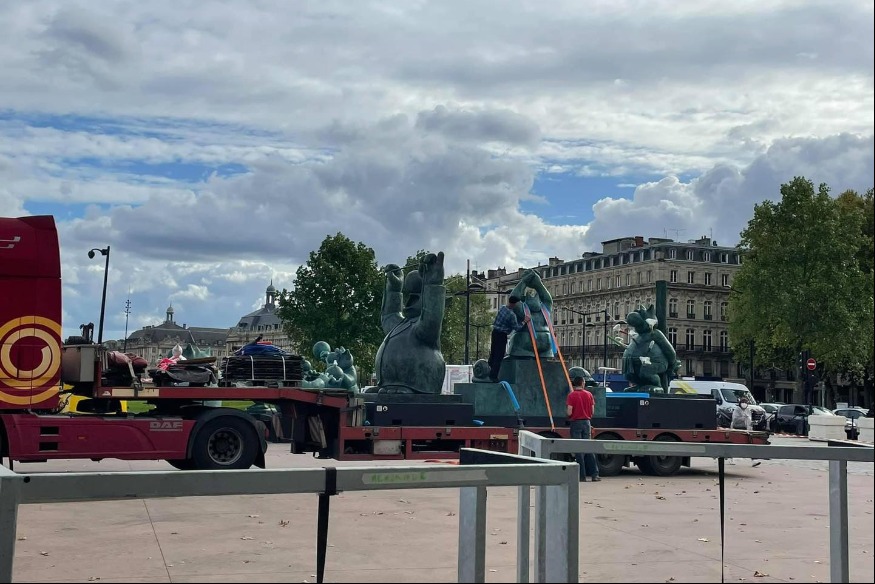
[{"left": 669, "top": 379, "right": 767, "bottom": 431}]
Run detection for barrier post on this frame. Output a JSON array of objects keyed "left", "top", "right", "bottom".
[
  {"left": 828, "top": 460, "right": 849, "bottom": 583},
  {"left": 458, "top": 486, "right": 487, "bottom": 583}
]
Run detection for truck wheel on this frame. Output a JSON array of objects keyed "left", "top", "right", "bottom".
[
  {"left": 595, "top": 433, "right": 625, "bottom": 477},
  {"left": 191, "top": 417, "right": 259, "bottom": 470},
  {"left": 637, "top": 435, "right": 682, "bottom": 477},
  {"left": 166, "top": 459, "right": 195, "bottom": 470},
  {"left": 538, "top": 431, "right": 575, "bottom": 462}
]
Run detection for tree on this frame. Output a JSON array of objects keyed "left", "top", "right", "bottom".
[
  {"left": 443, "top": 274, "right": 492, "bottom": 364},
  {"left": 276, "top": 233, "right": 385, "bottom": 383},
  {"left": 729, "top": 177, "right": 872, "bottom": 400},
  {"left": 832, "top": 188, "right": 875, "bottom": 402}
]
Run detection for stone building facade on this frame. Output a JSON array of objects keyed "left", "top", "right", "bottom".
[
  {"left": 124, "top": 305, "right": 230, "bottom": 366},
  {"left": 224, "top": 282, "right": 295, "bottom": 355},
  {"left": 481, "top": 236, "right": 762, "bottom": 393}
]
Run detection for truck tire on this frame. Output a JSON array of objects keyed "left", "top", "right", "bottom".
[
  {"left": 636, "top": 434, "right": 682, "bottom": 477},
  {"left": 166, "top": 459, "right": 195, "bottom": 470},
  {"left": 538, "top": 431, "right": 575, "bottom": 462},
  {"left": 595, "top": 433, "right": 625, "bottom": 477},
  {"left": 191, "top": 416, "right": 259, "bottom": 470}
]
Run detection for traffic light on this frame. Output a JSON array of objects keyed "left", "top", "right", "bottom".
[{"left": 797, "top": 349, "right": 810, "bottom": 378}]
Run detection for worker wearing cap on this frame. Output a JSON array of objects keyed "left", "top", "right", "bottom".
[{"left": 488, "top": 295, "right": 530, "bottom": 382}]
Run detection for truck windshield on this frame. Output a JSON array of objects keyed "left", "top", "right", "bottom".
[{"left": 720, "top": 389, "right": 757, "bottom": 405}]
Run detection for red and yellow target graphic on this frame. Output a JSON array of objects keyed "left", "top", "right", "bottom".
[{"left": 0, "top": 316, "right": 62, "bottom": 405}]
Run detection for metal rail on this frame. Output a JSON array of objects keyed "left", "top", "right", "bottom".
[
  {"left": 0, "top": 449, "right": 579, "bottom": 583},
  {"left": 518, "top": 430, "right": 874, "bottom": 583}
]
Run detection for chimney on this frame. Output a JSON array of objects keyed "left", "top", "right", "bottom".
[{"left": 635, "top": 236, "right": 644, "bottom": 247}]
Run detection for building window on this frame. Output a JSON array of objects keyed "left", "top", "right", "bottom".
[
  {"left": 686, "top": 359, "right": 695, "bottom": 376},
  {"left": 704, "top": 272, "right": 712, "bottom": 285},
  {"left": 668, "top": 248, "right": 677, "bottom": 259},
  {"left": 687, "top": 271, "right": 695, "bottom": 284},
  {"left": 670, "top": 270, "right": 678, "bottom": 283},
  {"left": 562, "top": 283, "right": 567, "bottom": 295},
  {"left": 569, "top": 281, "right": 575, "bottom": 294},
  {"left": 624, "top": 301, "right": 630, "bottom": 317},
  {"left": 686, "top": 250, "right": 694, "bottom": 260},
  {"left": 703, "top": 301, "right": 712, "bottom": 320},
  {"left": 647, "top": 270, "right": 652, "bottom": 283},
  {"left": 703, "top": 329, "right": 712, "bottom": 351},
  {"left": 587, "top": 279, "right": 593, "bottom": 291},
  {"left": 722, "top": 274, "right": 730, "bottom": 287},
  {"left": 597, "top": 278, "right": 602, "bottom": 290},
  {"left": 720, "top": 301, "right": 728, "bottom": 321},
  {"left": 614, "top": 302, "right": 620, "bottom": 320},
  {"left": 720, "top": 360, "right": 729, "bottom": 377},
  {"left": 703, "top": 251, "right": 712, "bottom": 262},
  {"left": 685, "top": 328, "right": 695, "bottom": 350},
  {"left": 626, "top": 273, "right": 631, "bottom": 286},
  {"left": 668, "top": 327, "right": 678, "bottom": 346},
  {"left": 615, "top": 275, "right": 621, "bottom": 287},
  {"left": 720, "top": 253, "right": 729, "bottom": 263},
  {"left": 687, "top": 299, "right": 696, "bottom": 318},
  {"left": 702, "top": 359, "right": 713, "bottom": 376},
  {"left": 719, "top": 331, "right": 728, "bottom": 351},
  {"left": 669, "top": 298, "right": 678, "bottom": 317}
]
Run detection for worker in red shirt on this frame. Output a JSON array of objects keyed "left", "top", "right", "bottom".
[{"left": 566, "top": 376, "right": 600, "bottom": 481}]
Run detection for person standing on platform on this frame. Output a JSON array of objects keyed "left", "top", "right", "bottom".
[
  {"left": 488, "top": 295, "right": 529, "bottom": 382},
  {"left": 567, "top": 375, "right": 601, "bottom": 482}
]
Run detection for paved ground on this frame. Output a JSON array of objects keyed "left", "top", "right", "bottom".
[{"left": 8, "top": 436, "right": 875, "bottom": 583}]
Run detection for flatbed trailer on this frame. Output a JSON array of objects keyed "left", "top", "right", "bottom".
[
  {"left": 1, "top": 378, "right": 769, "bottom": 474},
  {"left": 0, "top": 214, "right": 768, "bottom": 474}
]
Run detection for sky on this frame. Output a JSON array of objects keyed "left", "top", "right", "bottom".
[{"left": 0, "top": 0, "right": 872, "bottom": 342}]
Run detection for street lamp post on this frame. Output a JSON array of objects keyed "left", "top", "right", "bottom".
[
  {"left": 465, "top": 259, "right": 471, "bottom": 365},
  {"left": 123, "top": 296, "right": 131, "bottom": 352},
  {"left": 470, "top": 323, "right": 490, "bottom": 361},
  {"left": 453, "top": 282, "right": 509, "bottom": 365},
  {"left": 565, "top": 306, "right": 612, "bottom": 371},
  {"left": 88, "top": 246, "right": 110, "bottom": 345}
]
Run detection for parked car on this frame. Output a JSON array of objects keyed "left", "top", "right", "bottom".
[
  {"left": 774, "top": 404, "right": 835, "bottom": 435},
  {"left": 833, "top": 407, "right": 868, "bottom": 439},
  {"left": 759, "top": 402, "right": 784, "bottom": 432}
]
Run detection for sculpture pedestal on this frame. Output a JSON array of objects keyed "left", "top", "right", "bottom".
[{"left": 455, "top": 358, "right": 606, "bottom": 427}]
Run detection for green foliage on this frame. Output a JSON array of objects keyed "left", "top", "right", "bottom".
[
  {"left": 729, "top": 178, "right": 873, "bottom": 379},
  {"left": 443, "top": 274, "right": 493, "bottom": 364},
  {"left": 276, "top": 233, "right": 385, "bottom": 382}
]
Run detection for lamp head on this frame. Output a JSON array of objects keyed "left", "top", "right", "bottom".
[{"left": 88, "top": 250, "right": 95, "bottom": 259}]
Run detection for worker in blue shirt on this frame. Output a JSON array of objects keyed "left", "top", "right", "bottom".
[{"left": 488, "top": 295, "right": 530, "bottom": 382}]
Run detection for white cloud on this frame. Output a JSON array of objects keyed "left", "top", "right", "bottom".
[{"left": 0, "top": 1, "right": 871, "bottom": 338}]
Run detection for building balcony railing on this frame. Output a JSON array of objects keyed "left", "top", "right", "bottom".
[
  {"left": 675, "top": 344, "right": 731, "bottom": 355},
  {"left": 704, "top": 314, "right": 712, "bottom": 320}
]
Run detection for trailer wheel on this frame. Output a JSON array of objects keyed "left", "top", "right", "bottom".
[
  {"left": 538, "top": 431, "right": 575, "bottom": 462},
  {"left": 166, "top": 459, "right": 195, "bottom": 470},
  {"left": 191, "top": 417, "right": 259, "bottom": 470},
  {"left": 595, "top": 433, "right": 625, "bottom": 477},
  {"left": 636, "top": 434, "right": 682, "bottom": 476}
]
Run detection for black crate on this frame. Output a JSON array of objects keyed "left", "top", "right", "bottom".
[{"left": 365, "top": 402, "right": 475, "bottom": 426}]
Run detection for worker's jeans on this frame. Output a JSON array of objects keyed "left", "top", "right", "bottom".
[{"left": 569, "top": 419, "right": 599, "bottom": 479}]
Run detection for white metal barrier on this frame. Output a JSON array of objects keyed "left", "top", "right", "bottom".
[
  {"left": 518, "top": 430, "right": 874, "bottom": 584},
  {"left": 0, "top": 449, "right": 578, "bottom": 583}
]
